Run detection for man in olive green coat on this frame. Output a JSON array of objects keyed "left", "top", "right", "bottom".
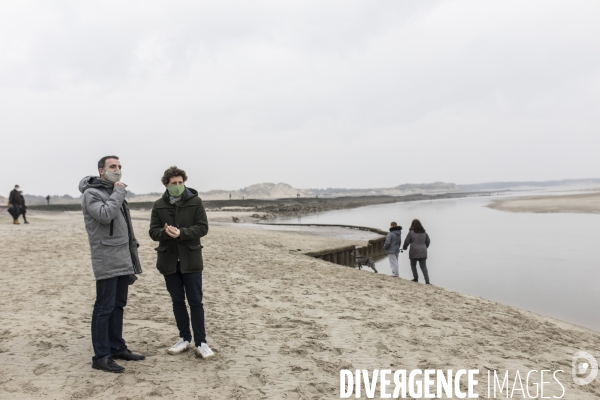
[{"left": 149, "top": 166, "right": 214, "bottom": 359}]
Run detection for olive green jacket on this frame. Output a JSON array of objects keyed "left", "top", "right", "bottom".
[{"left": 149, "top": 187, "right": 208, "bottom": 275}]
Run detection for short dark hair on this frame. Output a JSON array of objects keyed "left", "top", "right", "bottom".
[
  {"left": 98, "top": 155, "right": 119, "bottom": 170},
  {"left": 161, "top": 166, "right": 188, "bottom": 185},
  {"left": 409, "top": 219, "right": 425, "bottom": 233}
]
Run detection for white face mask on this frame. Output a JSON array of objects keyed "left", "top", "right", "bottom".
[{"left": 103, "top": 170, "right": 122, "bottom": 183}]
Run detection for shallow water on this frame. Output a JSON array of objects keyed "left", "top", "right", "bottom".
[{"left": 276, "top": 195, "right": 600, "bottom": 332}]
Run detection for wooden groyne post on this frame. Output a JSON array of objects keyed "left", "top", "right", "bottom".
[
  {"left": 304, "top": 245, "right": 358, "bottom": 267},
  {"left": 258, "top": 222, "right": 389, "bottom": 268}
]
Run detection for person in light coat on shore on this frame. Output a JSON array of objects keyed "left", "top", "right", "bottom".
[
  {"left": 383, "top": 222, "right": 402, "bottom": 277},
  {"left": 79, "top": 155, "right": 145, "bottom": 373},
  {"left": 402, "top": 219, "right": 431, "bottom": 284}
]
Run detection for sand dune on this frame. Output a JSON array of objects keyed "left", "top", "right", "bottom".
[
  {"left": 0, "top": 211, "right": 599, "bottom": 399},
  {"left": 488, "top": 192, "right": 600, "bottom": 214}
]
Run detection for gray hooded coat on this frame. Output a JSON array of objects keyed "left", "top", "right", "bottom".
[
  {"left": 383, "top": 226, "right": 402, "bottom": 254},
  {"left": 402, "top": 230, "right": 431, "bottom": 259},
  {"left": 79, "top": 176, "right": 142, "bottom": 280}
]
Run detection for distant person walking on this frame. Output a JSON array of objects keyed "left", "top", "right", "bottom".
[
  {"left": 149, "top": 166, "right": 214, "bottom": 359},
  {"left": 46, "top": 195, "right": 50, "bottom": 205},
  {"left": 383, "top": 222, "right": 402, "bottom": 277},
  {"left": 79, "top": 155, "right": 145, "bottom": 373},
  {"left": 8, "top": 185, "right": 22, "bottom": 225},
  {"left": 18, "top": 191, "right": 28, "bottom": 224},
  {"left": 402, "top": 219, "right": 431, "bottom": 284}
]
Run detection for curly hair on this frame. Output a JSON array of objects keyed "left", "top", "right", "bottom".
[{"left": 161, "top": 166, "right": 188, "bottom": 185}]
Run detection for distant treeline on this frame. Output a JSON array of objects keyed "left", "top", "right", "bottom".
[
  {"left": 308, "top": 182, "right": 457, "bottom": 194},
  {"left": 457, "top": 178, "right": 600, "bottom": 191},
  {"left": 17, "top": 191, "right": 160, "bottom": 206},
  {"left": 11, "top": 178, "right": 600, "bottom": 206},
  {"left": 27, "top": 192, "right": 485, "bottom": 214}
]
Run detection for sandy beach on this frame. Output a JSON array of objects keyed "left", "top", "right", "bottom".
[
  {"left": 488, "top": 191, "right": 600, "bottom": 214},
  {"left": 1, "top": 210, "right": 599, "bottom": 399}
]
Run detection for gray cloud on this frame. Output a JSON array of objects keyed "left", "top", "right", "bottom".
[{"left": 1, "top": 0, "right": 599, "bottom": 196}]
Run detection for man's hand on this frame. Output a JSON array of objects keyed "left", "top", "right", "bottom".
[
  {"left": 164, "top": 223, "right": 181, "bottom": 238},
  {"left": 115, "top": 182, "right": 126, "bottom": 189}
]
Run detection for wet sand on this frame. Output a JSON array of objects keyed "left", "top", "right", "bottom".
[
  {"left": 0, "top": 211, "right": 599, "bottom": 399},
  {"left": 488, "top": 191, "right": 600, "bottom": 214}
]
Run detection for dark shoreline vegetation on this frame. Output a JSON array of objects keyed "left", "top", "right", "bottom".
[{"left": 27, "top": 191, "right": 494, "bottom": 216}]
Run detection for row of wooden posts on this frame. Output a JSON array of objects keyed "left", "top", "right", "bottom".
[
  {"left": 257, "top": 223, "right": 389, "bottom": 268},
  {"left": 304, "top": 236, "right": 387, "bottom": 267}
]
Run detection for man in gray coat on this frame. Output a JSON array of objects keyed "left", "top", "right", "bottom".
[
  {"left": 383, "top": 222, "right": 402, "bottom": 277},
  {"left": 79, "top": 155, "right": 144, "bottom": 373}
]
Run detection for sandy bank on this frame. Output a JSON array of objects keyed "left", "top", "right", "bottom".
[
  {"left": 488, "top": 191, "right": 600, "bottom": 214},
  {"left": 0, "top": 211, "right": 599, "bottom": 399}
]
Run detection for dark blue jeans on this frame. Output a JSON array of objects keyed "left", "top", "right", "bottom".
[
  {"left": 91, "top": 275, "right": 129, "bottom": 361},
  {"left": 164, "top": 262, "right": 206, "bottom": 346}
]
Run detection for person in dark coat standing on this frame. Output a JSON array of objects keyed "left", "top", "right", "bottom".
[
  {"left": 46, "top": 195, "right": 51, "bottom": 205},
  {"left": 8, "top": 185, "right": 22, "bottom": 224},
  {"left": 383, "top": 222, "right": 402, "bottom": 277},
  {"left": 402, "top": 219, "right": 431, "bottom": 284},
  {"left": 149, "top": 166, "right": 214, "bottom": 359},
  {"left": 18, "top": 191, "right": 28, "bottom": 224}
]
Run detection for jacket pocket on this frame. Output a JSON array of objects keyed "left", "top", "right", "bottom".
[
  {"left": 101, "top": 238, "right": 129, "bottom": 246},
  {"left": 98, "top": 238, "right": 131, "bottom": 273},
  {"left": 180, "top": 243, "right": 203, "bottom": 272},
  {"left": 154, "top": 246, "right": 177, "bottom": 275}
]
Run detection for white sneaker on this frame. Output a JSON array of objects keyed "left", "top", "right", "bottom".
[
  {"left": 167, "top": 338, "right": 191, "bottom": 355},
  {"left": 195, "top": 342, "right": 214, "bottom": 359}
]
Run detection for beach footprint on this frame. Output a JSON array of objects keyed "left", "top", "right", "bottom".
[{"left": 33, "top": 363, "right": 51, "bottom": 376}]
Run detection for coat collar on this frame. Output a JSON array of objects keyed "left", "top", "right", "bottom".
[{"left": 161, "top": 187, "right": 199, "bottom": 204}]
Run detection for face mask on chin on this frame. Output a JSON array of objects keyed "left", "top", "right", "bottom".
[
  {"left": 103, "top": 170, "right": 122, "bottom": 183},
  {"left": 168, "top": 184, "right": 185, "bottom": 197}
]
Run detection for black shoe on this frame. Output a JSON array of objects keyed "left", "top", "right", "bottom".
[
  {"left": 92, "top": 357, "right": 125, "bottom": 373},
  {"left": 411, "top": 279, "right": 418, "bottom": 282},
  {"left": 112, "top": 349, "right": 146, "bottom": 361},
  {"left": 426, "top": 282, "right": 431, "bottom": 285}
]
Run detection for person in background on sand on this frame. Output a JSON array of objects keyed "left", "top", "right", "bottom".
[
  {"left": 18, "top": 191, "right": 28, "bottom": 224},
  {"left": 8, "top": 185, "right": 22, "bottom": 225},
  {"left": 79, "top": 155, "right": 145, "bottom": 373},
  {"left": 149, "top": 166, "right": 214, "bottom": 359},
  {"left": 402, "top": 219, "right": 431, "bottom": 284},
  {"left": 383, "top": 222, "right": 402, "bottom": 277},
  {"left": 46, "top": 195, "right": 50, "bottom": 205}
]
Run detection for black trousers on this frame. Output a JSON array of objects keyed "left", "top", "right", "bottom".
[
  {"left": 91, "top": 275, "right": 129, "bottom": 361},
  {"left": 410, "top": 258, "right": 430, "bottom": 283},
  {"left": 163, "top": 262, "right": 206, "bottom": 346}
]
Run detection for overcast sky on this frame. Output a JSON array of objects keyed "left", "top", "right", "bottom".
[{"left": 1, "top": 1, "right": 599, "bottom": 196}]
